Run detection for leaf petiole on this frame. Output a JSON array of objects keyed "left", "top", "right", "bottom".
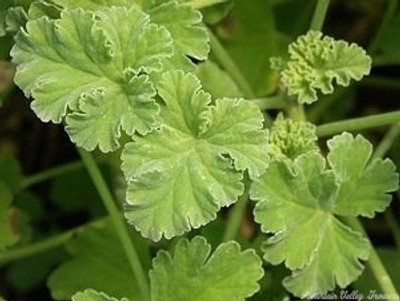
[
  {"left": 316, "top": 111, "right": 400, "bottom": 137},
  {"left": 344, "top": 217, "right": 399, "bottom": 301},
  {"left": 77, "top": 149, "right": 151, "bottom": 301}
]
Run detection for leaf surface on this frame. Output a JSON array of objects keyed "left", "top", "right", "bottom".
[
  {"left": 150, "top": 236, "right": 264, "bottom": 301},
  {"left": 12, "top": 6, "right": 173, "bottom": 152},
  {"left": 121, "top": 71, "right": 268, "bottom": 240},
  {"left": 277, "top": 31, "right": 371, "bottom": 104},
  {"left": 250, "top": 132, "right": 398, "bottom": 297}
]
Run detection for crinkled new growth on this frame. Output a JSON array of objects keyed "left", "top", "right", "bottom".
[
  {"left": 274, "top": 30, "right": 372, "bottom": 104},
  {"left": 121, "top": 71, "right": 269, "bottom": 241},
  {"left": 11, "top": 6, "right": 174, "bottom": 152},
  {"left": 268, "top": 113, "right": 318, "bottom": 160},
  {"left": 250, "top": 132, "right": 398, "bottom": 298},
  {"left": 150, "top": 236, "right": 264, "bottom": 301}
]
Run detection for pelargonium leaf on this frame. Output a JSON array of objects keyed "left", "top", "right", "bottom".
[
  {"left": 150, "top": 236, "right": 264, "bottom": 301},
  {"left": 327, "top": 133, "right": 399, "bottom": 217},
  {"left": 121, "top": 71, "right": 268, "bottom": 240},
  {"left": 148, "top": 2, "right": 209, "bottom": 61},
  {"left": 250, "top": 132, "right": 398, "bottom": 297},
  {"left": 51, "top": 0, "right": 136, "bottom": 11},
  {"left": 49, "top": 1, "right": 210, "bottom": 73},
  {"left": 72, "top": 289, "right": 130, "bottom": 301},
  {"left": 11, "top": 6, "right": 173, "bottom": 152},
  {"left": 277, "top": 30, "right": 372, "bottom": 104}
]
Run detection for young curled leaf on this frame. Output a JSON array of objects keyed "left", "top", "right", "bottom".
[
  {"left": 274, "top": 30, "right": 372, "bottom": 104},
  {"left": 121, "top": 71, "right": 269, "bottom": 241}
]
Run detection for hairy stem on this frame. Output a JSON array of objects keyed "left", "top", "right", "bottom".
[
  {"left": 78, "top": 149, "right": 150, "bottom": 301},
  {"left": 251, "top": 96, "right": 286, "bottom": 110},
  {"left": 310, "top": 0, "right": 331, "bottom": 31},
  {"left": 345, "top": 217, "right": 399, "bottom": 300},
  {"left": 316, "top": 111, "right": 400, "bottom": 137},
  {"left": 0, "top": 218, "right": 107, "bottom": 266}
]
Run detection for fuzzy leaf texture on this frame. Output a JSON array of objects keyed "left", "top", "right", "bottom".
[
  {"left": 49, "top": 1, "right": 210, "bottom": 73},
  {"left": 121, "top": 71, "right": 269, "bottom": 241},
  {"left": 11, "top": 6, "right": 174, "bottom": 152},
  {"left": 250, "top": 132, "right": 399, "bottom": 298},
  {"left": 72, "top": 289, "right": 130, "bottom": 301},
  {"left": 150, "top": 236, "right": 264, "bottom": 301},
  {"left": 275, "top": 30, "right": 372, "bottom": 104}
]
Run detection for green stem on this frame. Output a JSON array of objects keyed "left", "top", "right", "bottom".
[
  {"left": 372, "top": 123, "right": 400, "bottom": 160},
  {"left": 0, "top": 218, "right": 107, "bottom": 266},
  {"left": 251, "top": 96, "right": 286, "bottom": 110},
  {"left": 384, "top": 210, "right": 400, "bottom": 249},
  {"left": 222, "top": 183, "right": 250, "bottom": 242},
  {"left": 316, "top": 111, "right": 400, "bottom": 137},
  {"left": 77, "top": 148, "right": 150, "bottom": 301},
  {"left": 309, "top": 0, "right": 331, "bottom": 31},
  {"left": 345, "top": 217, "right": 399, "bottom": 300},
  {"left": 19, "top": 161, "right": 85, "bottom": 191},
  {"left": 307, "top": 87, "right": 351, "bottom": 122},
  {"left": 368, "top": 0, "right": 398, "bottom": 53},
  {"left": 207, "top": 28, "right": 255, "bottom": 99}
]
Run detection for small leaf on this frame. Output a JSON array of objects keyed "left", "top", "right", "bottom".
[
  {"left": 11, "top": 6, "right": 173, "bottom": 152},
  {"left": 121, "top": 71, "right": 268, "bottom": 240},
  {"left": 148, "top": 1, "right": 210, "bottom": 70},
  {"left": 150, "top": 236, "right": 264, "bottom": 301},
  {"left": 72, "top": 289, "right": 130, "bottom": 301},
  {"left": 268, "top": 113, "right": 318, "bottom": 160},
  {"left": 278, "top": 30, "right": 372, "bottom": 104},
  {"left": 250, "top": 133, "right": 398, "bottom": 297},
  {"left": 328, "top": 133, "right": 399, "bottom": 217}
]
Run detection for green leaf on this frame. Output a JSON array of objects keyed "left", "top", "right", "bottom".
[
  {"left": 250, "top": 132, "right": 398, "bottom": 297},
  {"left": 11, "top": 6, "right": 173, "bottom": 152},
  {"left": 121, "top": 71, "right": 268, "bottom": 240},
  {"left": 328, "top": 133, "right": 399, "bottom": 217},
  {"left": 72, "top": 289, "right": 130, "bottom": 301},
  {"left": 195, "top": 60, "right": 243, "bottom": 99},
  {"left": 150, "top": 236, "right": 264, "bottom": 301},
  {"left": 0, "top": 183, "right": 19, "bottom": 250},
  {"left": 47, "top": 222, "right": 149, "bottom": 301},
  {"left": 277, "top": 30, "right": 372, "bottom": 104},
  {"left": 51, "top": 0, "right": 136, "bottom": 11},
  {"left": 148, "top": 1, "right": 209, "bottom": 72}
]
